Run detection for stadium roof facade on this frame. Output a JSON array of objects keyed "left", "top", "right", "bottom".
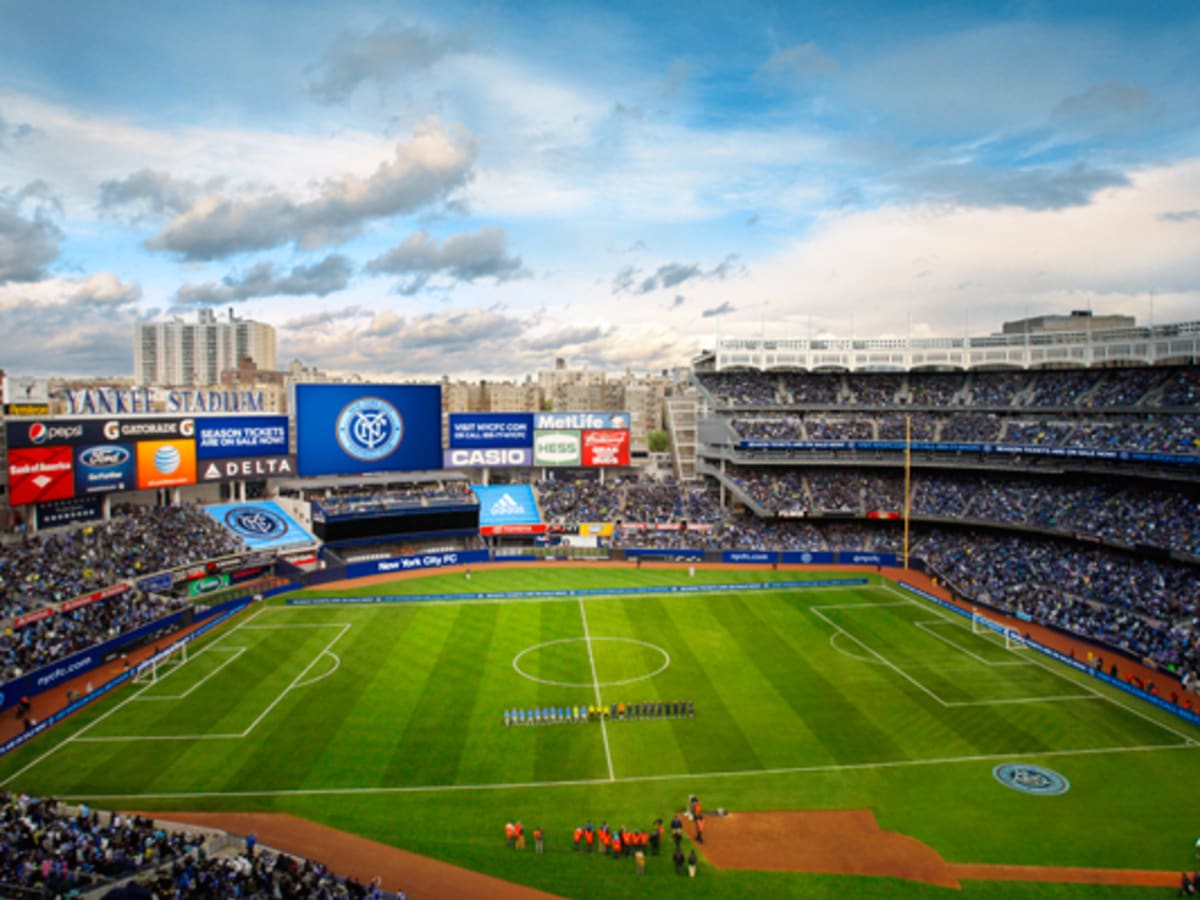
[{"left": 696, "top": 319, "right": 1200, "bottom": 373}]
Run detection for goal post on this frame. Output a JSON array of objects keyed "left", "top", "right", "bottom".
[
  {"left": 971, "top": 609, "right": 1028, "bottom": 651},
  {"left": 133, "top": 643, "right": 188, "bottom": 685}
]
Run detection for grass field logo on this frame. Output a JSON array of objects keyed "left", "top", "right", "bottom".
[{"left": 993, "top": 763, "right": 1070, "bottom": 796}]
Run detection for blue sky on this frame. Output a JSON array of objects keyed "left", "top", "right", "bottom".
[{"left": 1, "top": 0, "right": 1197, "bottom": 378}]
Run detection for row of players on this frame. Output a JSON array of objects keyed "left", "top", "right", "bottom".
[{"left": 503, "top": 700, "right": 696, "bottom": 726}]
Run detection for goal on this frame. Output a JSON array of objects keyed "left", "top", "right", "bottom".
[
  {"left": 133, "top": 643, "right": 188, "bottom": 684},
  {"left": 971, "top": 611, "right": 1028, "bottom": 650}
]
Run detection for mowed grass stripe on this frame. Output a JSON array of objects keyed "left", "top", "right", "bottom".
[
  {"left": 385, "top": 603, "right": 498, "bottom": 786},
  {"left": 652, "top": 594, "right": 766, "bottom": 774}
]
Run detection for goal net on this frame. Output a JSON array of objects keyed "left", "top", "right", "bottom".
[
  {"left": 133, "top": 643, "right": 188, "bottom": 685},
  {"left": 971, "top": 611, "right": 1028, "bottom": 651}
]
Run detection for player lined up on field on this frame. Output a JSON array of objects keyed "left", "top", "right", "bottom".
[{"left": 504, "top": 700, "right": 694, "bottom": 726}]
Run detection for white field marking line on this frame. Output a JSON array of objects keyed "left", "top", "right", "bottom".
[
  {"left": 578, "top": 597, "right": 615, "bottom": 782},
  {"left": 134, "top": 647, "right": 247, "bottom": 701},
  {"left": 74, "top": 623, "right": 355, "bottom": 744},
  {"left": 914, "top": 621, "right": 1031, "bottom": 667},
  {"left": 884, "top": 584, "right": 1200, "bottom": 744},
  {"left": 814, "top": 604, "right": 1096, "bottom": 708},
  {"left": 0, "top": 603, "right": 274, "bottom": 787},
  {"left": 810, "top": 606, "right": 950, "bottom": 707},
  {"left": 59, "top": 740, "right": 1197, "bottom": 802},
  {"left": 294, "top": 650, "right": 341, "bottom": 689},
  {"left": 828, "top": 631, "right": 883, "bottom": 665}
]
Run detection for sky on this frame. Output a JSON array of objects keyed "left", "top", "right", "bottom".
[{"left": 0, "top": 0, "right": 1198, "bottom": 379}]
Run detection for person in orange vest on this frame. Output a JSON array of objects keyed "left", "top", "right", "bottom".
[
  {"left": 599, "top": 822, "right": 611, "bottom": 855},
  {"left": 573, "top": 825, "right": 583, "bottom": 851},
  {"left": 694, "top": 813, "right": 705, "bottom": 844},
  {"left": 585, "top": 821, "right": 595, "bottom": 852},
  {"left": 611, "top": 831, "right": 622, "bottom": 857},
  {"left": 505, "top": 821, "right": 516, "bottom": 848},
  {"left": 534, "top": 826, "right": 544, "bottom": 854},
  {"left": 515, "top": 821, "right": 526, "bottom": 850}
]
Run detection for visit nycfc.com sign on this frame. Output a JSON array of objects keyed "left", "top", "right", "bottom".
[{"left": 294, "top": 384, "right": 442, "bottom": 477}]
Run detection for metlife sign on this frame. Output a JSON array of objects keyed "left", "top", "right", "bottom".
[
  {"left": 196, "top": 416, "right": 288, "bottom": 459},
  {"left": 295, "top": 384, "right": 442, "bottom": 477},
  {"left": 534, "top": 412, "right": 629, "bottom": 431},
  {"left": 448, "top": 413, "right": 533, "bottom": 449}
]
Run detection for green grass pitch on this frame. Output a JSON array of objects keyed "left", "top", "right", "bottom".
[{"left": 2, "top": 566, "right": 1196, "bottom": 899}]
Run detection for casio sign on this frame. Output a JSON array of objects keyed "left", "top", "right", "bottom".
[{"left": 449, "top": 448, "right": 530, "bottom": 466}]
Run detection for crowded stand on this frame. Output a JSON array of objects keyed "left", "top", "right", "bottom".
[
  {"left": 0, "top": 791, "right": 398, "bottom": 899},
  {"left": 718, "top": 466, "right": 1199, "bottom": 556},
  {"left": 698, "top": 365, "right": 1198, "bottom": 411},
  {"left": 0, "top": 504, "right": 244, "bottom": 622}
]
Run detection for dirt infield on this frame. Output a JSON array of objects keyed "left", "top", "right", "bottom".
[
  {"left": 701, "top": 809, "right": 1182, "bottom": 889},
  {"left": 135, "top": 811, "right": 567, "bottom": 900}
]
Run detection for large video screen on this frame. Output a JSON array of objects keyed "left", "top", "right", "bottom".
[{"left": 295, "top": 384, "right": 442, "bottom": 477}]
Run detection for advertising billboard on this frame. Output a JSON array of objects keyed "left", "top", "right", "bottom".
[
  {"left": 442, "top": 447, "right": 532, "bottom": 468},
  {"left": 205, "top": 501, "right": 315, "bottom": 550},
  {"left": 196, "top": 415, "right": 289, "bottom": 459},
  {"left": 471, "top": 484, "right": 545, "bottom": 535},
  {"left": 448, "top": 413, "right": 534, "bottom": 449},
  {"left": 74, "top": 443, "right": 136, "bottom": 495},
  {"left": 136, "top": 439, "right": 197, "bottom": 489},
  {"left": 8, "top": 446, "right": 74, "bottom": 505},
  {"left": 533, "top": 430, "right": 582, "bottom": 466},
  {"left": 581, "top": 429, "right": 630, "bottom": 467},
  {"left": 198, "top": 455, "right": 297, "bottom": 482},
  {"left": 5, "top": 417, "right": 195, "bottom": 449},
  {"left": 534, "top": 411, "right": 629, "bottom": 431},
  {"left": 295, "top": 384, "right": 442, "bottom": 476}
]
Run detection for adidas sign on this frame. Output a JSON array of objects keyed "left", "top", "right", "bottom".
[{"left": 489, "top": 492, "right": 525, "bottom": 516}]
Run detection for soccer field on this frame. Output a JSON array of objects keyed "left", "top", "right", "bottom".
[{"left": 2, "top": 566, "right": 1196, "bottom": 898}]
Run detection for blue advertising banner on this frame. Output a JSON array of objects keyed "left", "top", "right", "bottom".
[
  {"left": 471, "top": 485, "right": 542, "bottom": 528},
  {"left": 196, "top": 416, "right": 289, "bottom": 459},
  {"left": 779, "top": 550, "right": 836, "bottom": 565},
  {"left": 837, "top": 551, "right": 898, "bottom": 567},
  {"left": 295, "top": 384, "right": 442, "bottom": 476},
  {"left": 345, "top": 548, "right": 490, "bottom": 579},
  {"left": 204, "top": 501, "right": 315, "bottom": 550},
  {"left": 73, "top": 443, "right": 136, "bottom": 494},
  {"left": 449, "top": 413, "right": 533, "bottom": 449},
  {"left": 722, "top": 550, "right": 779, "bottom": 565}
]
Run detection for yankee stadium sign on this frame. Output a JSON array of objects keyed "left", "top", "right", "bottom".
[{"left": 63, "top": 388, "right": 265, "bottom": 415}]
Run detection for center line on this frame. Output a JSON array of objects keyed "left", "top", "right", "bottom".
[{"left": 578, "top": 597, "right": 615, "bottom": 781}]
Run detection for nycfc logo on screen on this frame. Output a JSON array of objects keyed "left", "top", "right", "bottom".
[
  {"left": 224, "top": 507, "right": 288, "bottom": 539},
  {"left": 336, "top": 397, "right": 404, "bottom": 462},
  {"left": 992, "top": 763, "right": 1069, "bottom": 796}
]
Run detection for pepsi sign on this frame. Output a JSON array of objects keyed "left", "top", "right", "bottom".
[
  {"left": 74, "top": 443, "right": 136, "bottom": 494},
  {"left": 295, "top": 384, "right": 441, "bottom": 476}
]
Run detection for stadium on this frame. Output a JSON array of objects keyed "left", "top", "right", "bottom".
[{"left": 0, "top": 316, "right": 1197, "bottom": 899}]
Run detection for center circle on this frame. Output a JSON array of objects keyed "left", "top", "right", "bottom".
[{"left": 512, "top": 637, "right": 671, "bottom": 688}]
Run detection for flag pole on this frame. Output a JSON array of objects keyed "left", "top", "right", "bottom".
[{"left": 903, "top": 414, "right": 912, "bottom": 570}]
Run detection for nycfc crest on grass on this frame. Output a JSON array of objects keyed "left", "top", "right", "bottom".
[
  {"left": 992, "top": 763, "right": 1070, "bottom": 796},
  {"left": 336, "top": 397, "right": 403, "bottom": 462}
]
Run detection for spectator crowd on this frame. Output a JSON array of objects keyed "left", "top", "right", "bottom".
[{"left": 0, "top": 791, "right": 400, "bottom": 899}]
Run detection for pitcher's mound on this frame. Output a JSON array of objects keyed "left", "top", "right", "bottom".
[{"left": 701, "top": 809, "right": 961, "bottom": 888}]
